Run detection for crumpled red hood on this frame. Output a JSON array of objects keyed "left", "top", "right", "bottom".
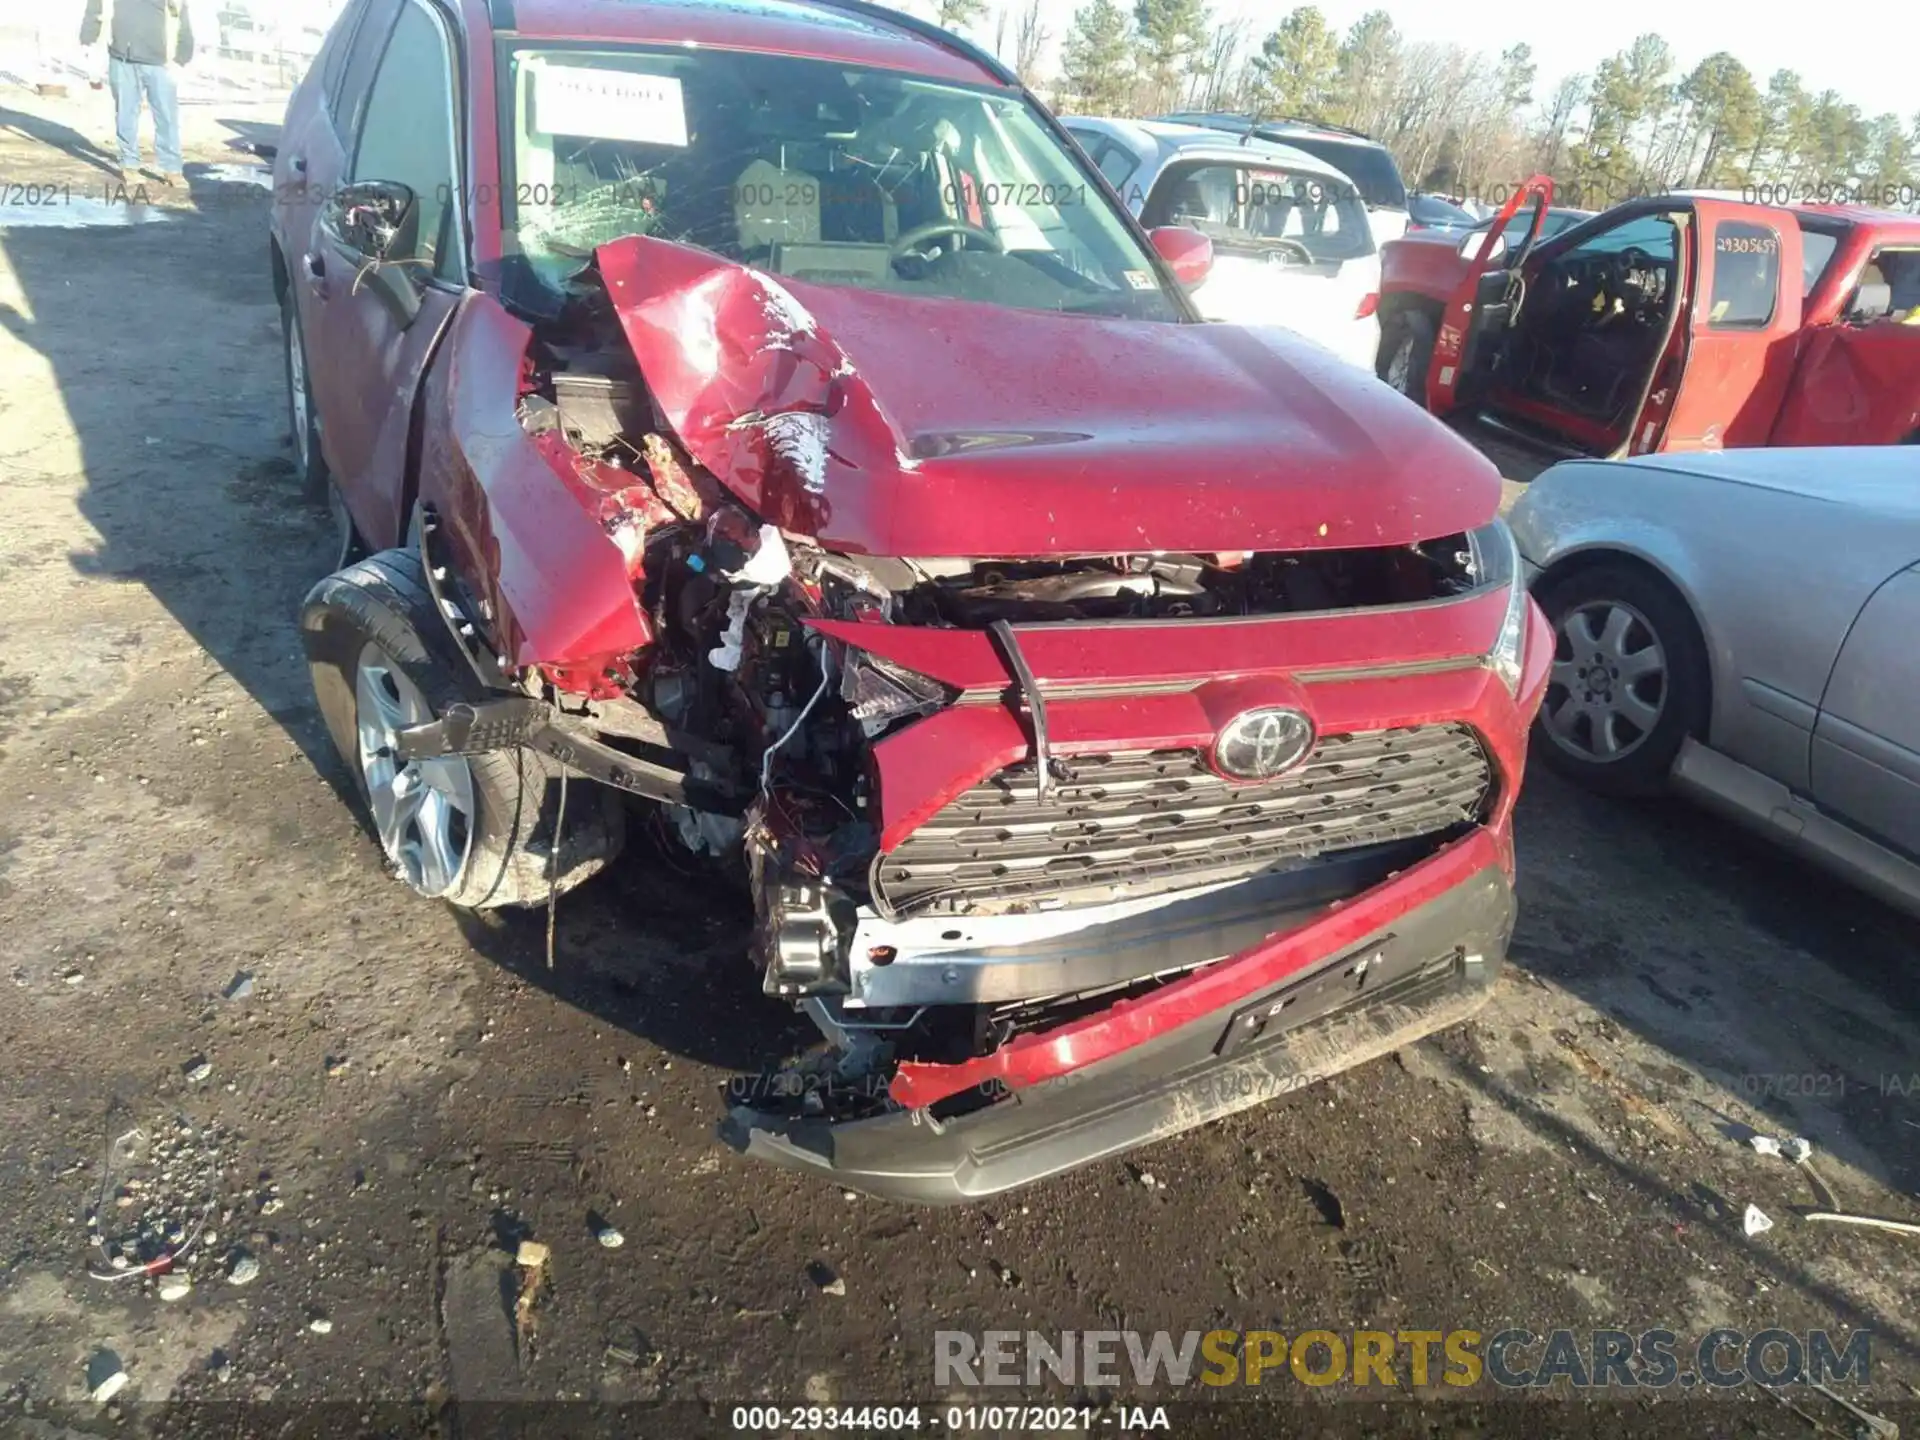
[{"left": 596, "top": 235, "right": 1499, "bottom": 557}]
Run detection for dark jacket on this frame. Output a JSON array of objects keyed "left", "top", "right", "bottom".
[{"left": 81, "top": 0, "right": 195, "bottom": 68}]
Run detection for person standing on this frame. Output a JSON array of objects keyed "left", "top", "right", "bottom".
[{"left": 80, "top": 0, "right": 195, "bottom": 189}]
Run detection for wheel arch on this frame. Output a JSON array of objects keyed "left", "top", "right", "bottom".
[
  {"left": 1376, "top": 288, "right": 1444, "bottom": 329},
  {"left": 269, "top": 236, "right": 290, "bottom": 304},
  {"left": 1532, "top": 544, "right": 1719, "bottom": 743}
]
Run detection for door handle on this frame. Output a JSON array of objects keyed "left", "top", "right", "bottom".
[
  {"left": 302, "top": 250, "right": 330, "bottom": 298},
  {"left": 289, "top": 154, "right": 307, "bottom": 175}
]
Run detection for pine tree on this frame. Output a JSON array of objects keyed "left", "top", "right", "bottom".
[
  {"left": 936, "top": 0, "right": 986, "bottom": 34},
  {"left": 1249, "top": 6, "right": 1341, "bottom": 120},
  {"left": 1332, "top": 10, "right": 1399, "bottom": 133},
  {"left": 1133, "top": 0, "right": 1209, "bottom": 112},
  {"left": 1059, "top": 0, "right": 1136, "bottom": 115},
  {"left": 1678, "top": 54, "right": 1760, "bottom": 187}
]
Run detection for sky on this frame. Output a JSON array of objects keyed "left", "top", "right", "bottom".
[
  {"left": 1009, "top": 0, "right": 1918, "bottom": 124},
  {"left": 14, "top": 0, "right": 1911, "bottom": 123}
]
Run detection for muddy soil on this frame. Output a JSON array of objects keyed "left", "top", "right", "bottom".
[{"left": 0, "top": 90, "right": 1916, "bottom": 1440}]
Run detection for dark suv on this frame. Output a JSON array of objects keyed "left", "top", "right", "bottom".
[{"left": 272, "top": 0, "right": 1549, "bottom": 1201}]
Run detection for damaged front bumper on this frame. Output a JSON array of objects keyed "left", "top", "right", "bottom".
[{"left": 721, "top": 829, "right": 1514, "bottom": 1203}]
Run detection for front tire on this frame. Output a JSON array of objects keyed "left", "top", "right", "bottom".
[
  {"left": 281, "top": 286, "right": 327, "bottom": 497},
  {"left": 301, "top": 550, "right": 623, "bottom": 908},
  {"left": 1532, "top": 563, "right": 1709, "bottom": 797},
  {"left": 1376, "top": 308, "right": 1436, "bottom": 406}
]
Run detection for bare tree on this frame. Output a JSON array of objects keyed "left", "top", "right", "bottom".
[
  {"left": 1533, "top": 72, "right": 1587, "bottom": 175},
  {"left": 1194, "top": 18, "right": 1245, "bottom": 110},
  {"left": 1013, "top": 0, "right": 1049, "bottom": 88}
]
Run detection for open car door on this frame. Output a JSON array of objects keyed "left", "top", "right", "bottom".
[
  {"left": 1425, "top": 174, "right": 1554, "bottom": 413},
  {"left": 1641, "top": 199, "right": 1802, "bottom": 451}
]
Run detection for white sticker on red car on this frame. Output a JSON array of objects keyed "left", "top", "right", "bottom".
[{"left": 529, "top": 63, "right": 689, "bottom": 148}]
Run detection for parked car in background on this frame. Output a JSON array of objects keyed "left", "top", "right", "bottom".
[
  {"left": 1063, "top": 117, "right": 1382, "bottom": 369},
  {"left": 272, "top": 0, "right": 1549, "bottom": 1201},
  {"left": 1157, "top": 111, "right": 1412, "bottom": 245},
  {"left": 1377, "top": 181, "right": 1920, "bottom": 453},
  {"left": 1407, "top": 193, "right": 1479, "bottom": 232},
  {"left": 1511, "top": 447, "right": 1920, "bottom": 919}
]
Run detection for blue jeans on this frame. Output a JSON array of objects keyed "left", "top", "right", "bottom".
[{"left": 109, "top": 56, "right": 181, "bottom": 174}]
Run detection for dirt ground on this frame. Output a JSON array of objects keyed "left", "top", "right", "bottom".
[{"left": 1, "top": 89, "right": 1917, "bottom": 1440}]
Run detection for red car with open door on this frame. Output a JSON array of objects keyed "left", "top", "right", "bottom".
[{"left": 1377, "top": 183, "right": 1920, "bottom": 455}]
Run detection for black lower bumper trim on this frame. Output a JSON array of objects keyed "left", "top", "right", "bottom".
[{"left": 720, "top": 865, "right": 1515, "bottom": 1203}]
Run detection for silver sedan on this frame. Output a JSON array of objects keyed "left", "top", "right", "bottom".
[{"left": 1509, "top": 447, "right": 1920, "bottom": 917}]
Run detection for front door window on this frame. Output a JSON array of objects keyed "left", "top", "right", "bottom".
[{"left": 351, "top": 0, "right": 464, "bottom": 283}]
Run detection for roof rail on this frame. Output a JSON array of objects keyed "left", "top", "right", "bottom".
[
  {"left": 801, "top": 0, "right": 1019, "bottom": 86},
  {"left": 1161, "top": 110, "right": 1378, "bottom": 143},
  {"left": 1256, "top": 114, "right": 1376, "bottom": 140}
]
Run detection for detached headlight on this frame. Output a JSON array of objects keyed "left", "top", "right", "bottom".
[
  {"left": 839, "top": 650, "right": 954, "bottom": 736},
  {"left": 1467, "top": 519, "right": 1527, "bottom": 695}
]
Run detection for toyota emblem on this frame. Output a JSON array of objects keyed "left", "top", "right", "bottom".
[{"left": 1213, "top": 707, "right": 1315, "bottom": 782}]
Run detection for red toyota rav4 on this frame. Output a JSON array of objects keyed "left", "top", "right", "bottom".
[{"left": 273, "top": 0, "right": 1551, "bottom": 1201}]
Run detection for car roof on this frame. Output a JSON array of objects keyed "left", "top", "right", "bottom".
[
  {"left": 1059, "top": 117, "right": 1357, "bottom": 187},
  {"left": 1165, "top": 112, "right": 1388, "bottom": 150},
  {"left": 1578, "top": 447, "right": 1920, "bottom": 523},
  {"left": 1787, "top": 204, "right": 1920, "bottom": 240},
  {"left": 498, "top": 0, "right": 1009, "bottom": 87}
]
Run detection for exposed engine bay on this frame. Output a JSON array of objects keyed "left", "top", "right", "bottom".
[{"left": 487, "top": 263, "right": 1504, "bottom": 1126}]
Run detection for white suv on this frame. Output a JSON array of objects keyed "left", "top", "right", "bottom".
[{"left": 1063, "top": 117, "right": 1383, "bottom": 370}]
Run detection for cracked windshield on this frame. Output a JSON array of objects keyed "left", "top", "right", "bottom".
[{"left": 501, "top": 44, "right": 1180, "bottom": 320}]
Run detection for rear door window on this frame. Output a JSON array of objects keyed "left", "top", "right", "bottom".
[
  {"left": 1797, "top": 228, "right": 1842, "bottom": 299},
  {"left": 1708, "top": 219, "right": 1782, "bottom": 329},
  {"left": 1263, "top": 135, "right": 1406, "bottom": 210},
  {"left": 1142, "top": 161, "right": 1373, "bottom": 262},
  {"left": 320, "top": 0, "right": 369, "bottom": 114},
  {"left": 1869, "top": 249, "right": 1920, "bottom": 320},
  {"left": 1063, "top": 129, "right": 1139, "bottom": 193},
  {"left": 331, "top": 0, "right": 399, "bottom": 143}
]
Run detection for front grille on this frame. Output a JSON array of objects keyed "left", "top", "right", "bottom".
[{"left": 872, "top": 724, "right": 1493, "bottom": 916}]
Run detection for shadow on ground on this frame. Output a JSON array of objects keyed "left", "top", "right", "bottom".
[{"left": 0, "top": 101, "right": 120, "bottom": 176}]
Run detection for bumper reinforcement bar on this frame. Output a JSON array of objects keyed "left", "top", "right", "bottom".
[{"left": 394, "top": 699, "right": 744, "bottom": 815}]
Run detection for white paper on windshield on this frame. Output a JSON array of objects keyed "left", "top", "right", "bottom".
[{"left": 530, "top": 62, "right": 688, "bottom": 147}]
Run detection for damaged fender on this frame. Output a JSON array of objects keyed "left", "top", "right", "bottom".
[{"left": 414, "top": 292, "right": 656, "bottom": 693}]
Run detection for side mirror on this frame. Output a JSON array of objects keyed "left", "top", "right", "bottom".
[
  {"left": 1149, "top": 225, "right": 1213, "bottom": 286},
  {"left": 322, "top": 179, "right": 419, "bottom": 264},
  {"left": 1462, "top": 230, "right": 1505, "bottom": 263}
]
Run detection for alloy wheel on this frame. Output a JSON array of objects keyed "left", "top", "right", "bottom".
[
  {"left": 1541, "top": 600, "right": 1668, "bottom": 762},
  {"left": 353, "top": 642, "right": 475, "bottom": 896}
]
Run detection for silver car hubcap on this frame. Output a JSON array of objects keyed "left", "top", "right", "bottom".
[
  {"left": 287, "top": 306, "right": 311, "bottom": 471},
  {"left": 1543, "top": 600, "right": 1667, "bottom": 762},
  {"left": 1385, "top": 334, "right": 1414, "bottom": 395},
  {"left": 354, "top": 643, "right": 474, "bottom": 896}
]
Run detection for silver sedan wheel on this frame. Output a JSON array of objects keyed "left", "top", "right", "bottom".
[
  {"left": 1384, "top": 333, "right": 1415, "bottom": 396},
  {"left": 354, "top": 642, "right": 474, "bottom": 896},
  {"left": 1542, "top": 600, "right": 1667, "bottom": 762}
]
